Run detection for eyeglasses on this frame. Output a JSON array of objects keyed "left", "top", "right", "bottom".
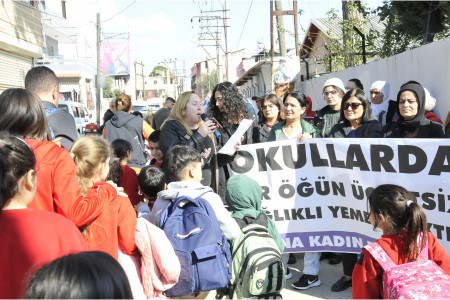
[
  {"left": 343, "top": 102, "right": 362, "bottom": 110},
  {"left": 370, "top": 91, "right": 381, "bottom": 95},
  {"left": 323, "top": 90, "right": 337, "bottom": 97}
]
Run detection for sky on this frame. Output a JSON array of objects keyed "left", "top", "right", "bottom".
[{"left": 87, "top": 0, "right": 384, "bottom": 76}]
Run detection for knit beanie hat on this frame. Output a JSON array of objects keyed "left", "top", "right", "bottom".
[{"left": 323, "top": 78, "right": 345, "bottom": 94}]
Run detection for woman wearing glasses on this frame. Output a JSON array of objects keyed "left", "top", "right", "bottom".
[
  {"left": 253, "top": 93, "right": 283, "bottom": 143},
  {"left": 369, "top": 81, "right": 397, "bottom": 127},
  {"left": 314, "top": 78, "right": 346, "bottom": 137},
  {"left": 329, "top": 89, "right": 382, "bottom": 138},
  {"left": 327, "top": 88, "right": 381, "bottom": 293},
  {"left": 382, "top": 81, "right": 444, "bottom": 138}
]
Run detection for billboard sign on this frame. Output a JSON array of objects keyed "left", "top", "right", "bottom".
[{"left": 101, "top": 42, "right": 130, "bottom": 76}]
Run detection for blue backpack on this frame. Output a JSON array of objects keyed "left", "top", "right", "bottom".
[{"left": 159, "top": 193, "right": 232, "bottom": 297}]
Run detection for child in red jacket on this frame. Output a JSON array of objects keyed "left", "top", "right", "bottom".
[
  {"left": 110, "top": 139, "right": 143, "bottom": 206},
  {"left": 0, "top": 134, "right": 87, "bottom": 299},
  {"left": 71, "top": 136, "right": 137, "bottom": 260},
  {"left": 353, "top": 184, "right": 450, "bottom": 299}
]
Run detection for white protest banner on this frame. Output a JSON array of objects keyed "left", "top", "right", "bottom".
[{"left": 228, "top": 138, "right": 450, "bottom": 254}]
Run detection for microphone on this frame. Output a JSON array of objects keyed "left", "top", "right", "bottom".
[{"left": 201, "top": 113, "right": 221, "bottom": 138}]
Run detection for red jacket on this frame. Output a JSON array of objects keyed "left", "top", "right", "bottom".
[
  {"left": 25, "top": 139, "right": 117, "bottom": 227},
  {"left": 425, "top": 111, "right": 443, "bottom": 124},
  {"left": 83, "top": 182, "right": 137, "bottom": 259},
  {"left": 120, "top": 165, "right": 143, "bottom": 206},
  {"left": 0, "top": 209, "right": 88, "bottom": 299},
  {"left": 353, "top": 231, "right": 450, "bottom": 299}
]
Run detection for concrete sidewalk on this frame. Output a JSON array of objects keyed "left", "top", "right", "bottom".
[
  {"left": 281, "top": 253, "right": 352, "bottom": 299},
  {"left": 207, "top": 252, "right": 353, "bottom": 299}
]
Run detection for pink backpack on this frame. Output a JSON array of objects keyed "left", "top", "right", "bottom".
[{"left": 365, "top": 238, "right": 450, "bottom": 299}]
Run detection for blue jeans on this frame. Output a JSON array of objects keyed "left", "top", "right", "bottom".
[{"left": 303, "top": 252, "right": 320, "bottom": 275}]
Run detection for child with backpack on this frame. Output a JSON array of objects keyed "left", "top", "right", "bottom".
[
  {"left": 224, "top": 174, "right": 286, "bottom": 299},
  {"left": 146, "top": 145, "right": 240, "bottom": 240},
  {"left": 110, "top": 139, "right": 143, "bottom": 206},
  {"left": 142, "top": 145, "right": 240, "bottom": 298},
  {"left": 71, "top": 136, "right": 137, "bottom": 260},
  {"left": 353, "top": 184, "right": 450, "bottom": 299}
]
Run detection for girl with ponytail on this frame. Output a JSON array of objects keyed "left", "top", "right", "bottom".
[
  {"left": 70, "top": 136, "right": 137, "bottom": 260},
  {"left": 353, "top": 184, "right": 450, "bottom": 299}
]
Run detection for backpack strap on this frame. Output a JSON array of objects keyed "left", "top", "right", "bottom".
[
  {"left": 234, "top": 213, "right": 269, "bottom": 229},
  {"left": 123, "top": 122, "right": 146, "bottom": 154},
  {"left": 417, "top": 233, "right": 429, "bottom": 261},
  {"left": 364, "top": 243, "right": 396, "bottom": 270}
]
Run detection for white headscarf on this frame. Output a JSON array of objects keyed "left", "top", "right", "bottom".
[{"left": 370, "top": 81, "right": 391, "bottom": 118}]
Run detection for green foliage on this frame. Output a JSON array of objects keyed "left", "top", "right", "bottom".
[
  {"left": 323, "top": 2, "right": 379, "bottom": 72},
  {"left": 375, "top": 1, "right": 450, "bottom": 57},
  {"left": 150, "top": 65, "right": 171, "bottom": 77},
  {"left": 103, "top": 76, "right": 123, "bottom": 98},
  {"left": 195, "top": 70, "right": 219, "bottom": 98}
]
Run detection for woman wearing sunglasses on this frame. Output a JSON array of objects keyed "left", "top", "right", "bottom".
[
  {"left": 329, "top": 88, "right": 382, "bottom": 139},
  {"left": 327, "top": 88, "right": 381, "bottom": 293}
]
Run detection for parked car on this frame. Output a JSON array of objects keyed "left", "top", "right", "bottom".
[
  {"left": 58, "top": 100, "right": 90, "bottom": 135},
  {"left": 131, "top": 100, "right": 149, "bottom": 117}
]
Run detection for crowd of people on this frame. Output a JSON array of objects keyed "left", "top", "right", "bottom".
[{"left": 0, "top": 65, "right": 449, "bottom": 299}]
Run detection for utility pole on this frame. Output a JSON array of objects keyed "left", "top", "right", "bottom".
[
  {"left": 270, "top": 0, "right": 300, "bottom": 91},
  {"left": 275, "top": 0, "right": 287, "bottom": 56},
  {"left": 224, "top": 0, "right": 231, "bottom": 81},
  {"left": 96, "top": 12, "right": 101, "bottom": 127},
  {"left": 142, "top": 62, "right": 146, "bottom": 100},
  {"left": 216, "top": 17, "right": 223, "bottom": 83},
  {"left": 192, "top": 5, "right": 229, "bottom": 84}
]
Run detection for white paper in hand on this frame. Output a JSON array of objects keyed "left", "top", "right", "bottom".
[{"left": 218, "top": 118, "right": 254, "bottom": 155}]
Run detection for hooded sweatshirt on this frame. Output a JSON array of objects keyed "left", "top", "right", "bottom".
[
  {"left": 148, "top": 181, "right": 240, "bottom": 240},
  {"left": 225, "top": 175, "right": 284, "bottom": 253},
  {"left": 105, "top": 111, "right": 152, "bottom": 169}
]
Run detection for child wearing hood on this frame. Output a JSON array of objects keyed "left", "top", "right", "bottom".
[{"left": 225, "top": 174, "right": 284, "bottom": 253}]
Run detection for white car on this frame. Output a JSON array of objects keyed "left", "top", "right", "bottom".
[
  {"left": 58, "top": 100, "right": 90, "bottom": 135},
  {"left": 131, "top": 100, "right": 150, "bottom": 117}
]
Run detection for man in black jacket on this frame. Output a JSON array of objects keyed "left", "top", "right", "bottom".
[
  {"left": 152, "top": 97, "right": 175, "bottom": 130},
  {"left": 25, "top": 66, "right": 79, "bottom": 150}
]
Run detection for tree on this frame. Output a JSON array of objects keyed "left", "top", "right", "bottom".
[
  {"left": 195, "top": 70, "right": 219, "bottom": 99},
  {"left": 375, "top": 1, "right": 450, "bottom": 57},
  {"left": 103, "top": 76, "right": 122, "bottom": 98},
  {"left": 150, "top": 65, "right": 171, "bottom": 77},
  {"left": 323, "top": 2, "right": 379, "bottom": 72}
]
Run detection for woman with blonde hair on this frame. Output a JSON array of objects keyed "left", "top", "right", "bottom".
[
  {"left": 104, "top": 93, "right": 154, "bottom": 171},
  {"left": 159, "top": 91, "right": 219, "bottom": 191},
  {"left": 71, "top": 135, "right": 137, "bottom": 259}
]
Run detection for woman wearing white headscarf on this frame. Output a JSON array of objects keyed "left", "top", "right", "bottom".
[{"left": 369, "top": 81, "right": 397, "bottom": 126}]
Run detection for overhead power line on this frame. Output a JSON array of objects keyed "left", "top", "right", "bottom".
[{"left": 236, "top": 0, "right": 253, "bottom": 50}]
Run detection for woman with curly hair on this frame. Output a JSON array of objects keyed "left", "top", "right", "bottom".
[{"left": 208, "top": 81, "right": 257, "bottom": 200}]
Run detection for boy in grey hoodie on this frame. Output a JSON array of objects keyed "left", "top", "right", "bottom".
[{"left": 142, "top": 145, "right": 240, "bottom": 241}]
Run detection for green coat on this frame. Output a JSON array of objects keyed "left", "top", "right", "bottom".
[
  {"left": 225, "top": 174, "right": 285, "bottom": 252},
  {"left": 267, "top": 118, "right": 319, "bottom": 141}
]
